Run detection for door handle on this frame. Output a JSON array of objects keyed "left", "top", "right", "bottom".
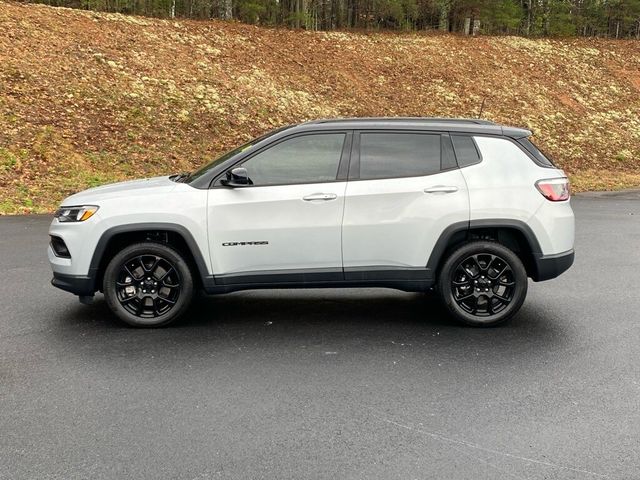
[
  {"left": 302, "top": 193, "right": 338, "bottom": 201},
  {"left": 424, "top": 185, "right": 459, "bottom": 194}
]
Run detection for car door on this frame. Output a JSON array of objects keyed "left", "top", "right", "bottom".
[
  {"left": 341, "top": 130, "right": 470, "bottom": 281},
  {"left": 207, "top": 131, "right": 351, "bottom": 284}
]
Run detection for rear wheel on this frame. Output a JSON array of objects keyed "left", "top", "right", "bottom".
[
  {"left": 437, "top": 241, "right": 528, "bottom": 327},
  {"left": 103, "top": 242, "right": 194, "bottom": 327}
]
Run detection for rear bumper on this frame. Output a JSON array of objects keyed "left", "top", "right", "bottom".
[
  {"left": 51, "top": 272, "right": 96, "bottom": 296},
  {"left": 532, "top": 249, "right": 574, "bottom": 282}
]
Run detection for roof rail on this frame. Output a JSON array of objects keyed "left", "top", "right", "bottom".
[{"left": 305, "top": 117, "right": 496, "bottom": 126}]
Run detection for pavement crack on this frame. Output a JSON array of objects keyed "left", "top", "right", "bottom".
[
  {"left": 367, "top": 408, "right": 610, "bottom": 479},
  {"left": 449, "top": 442, "right": 533, "bottom": 480}
]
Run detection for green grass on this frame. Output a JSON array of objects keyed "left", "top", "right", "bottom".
[{"left": 0, "top": 147, "right": 18, "bottom": 171}]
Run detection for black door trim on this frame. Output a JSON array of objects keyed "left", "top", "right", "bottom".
[
  {"left": 214, "top": 267, "right": 343, "bottom": 285},
  {"left": 344, "top": 266, "right": 432, "bottom": 281},
  {"left": 205, "top": 266, "right": 434, "bottom": 294}
]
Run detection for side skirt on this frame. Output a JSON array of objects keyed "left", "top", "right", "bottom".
[{"left": 202, "top": 267, "right": 434, "bottom": 294}]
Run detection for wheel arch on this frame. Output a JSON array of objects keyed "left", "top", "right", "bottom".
[
  {"left": 89, "top": 223, "right": 211, "bottom": 292},
  {"left": 427, "top": 219, "right": 542, "bottom": 280}
]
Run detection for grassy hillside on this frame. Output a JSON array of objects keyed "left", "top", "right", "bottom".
[{"left": 0, "top": 1, "right": 639, "bottom": 214}]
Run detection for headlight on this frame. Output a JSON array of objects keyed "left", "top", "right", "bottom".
[{"left": 54, "top": 205, "right": 99, "bottom": 222}]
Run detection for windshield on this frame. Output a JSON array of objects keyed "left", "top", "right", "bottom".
[{"left": 184, "top": 126, "right": 291, "bottom": 183}]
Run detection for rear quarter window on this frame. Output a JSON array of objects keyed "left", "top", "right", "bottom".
[{"left": 451, "top": 135, "right": 481, "bottom": 167}]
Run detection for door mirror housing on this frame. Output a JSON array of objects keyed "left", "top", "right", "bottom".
[{"left": 221, "top": 167, "right": 252, "bottom": 187}]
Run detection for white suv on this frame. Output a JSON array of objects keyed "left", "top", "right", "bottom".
[{"left": 49, "top": 118, "right": 574, "bottom": 327}]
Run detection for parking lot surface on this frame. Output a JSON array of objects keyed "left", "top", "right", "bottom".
[{"left": 1, "top": 192, "right": 639, "bottom": 479}]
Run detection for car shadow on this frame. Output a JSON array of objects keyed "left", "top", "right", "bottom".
[{"left": 51, "top": 288, "right": 568, "bottom": 367}]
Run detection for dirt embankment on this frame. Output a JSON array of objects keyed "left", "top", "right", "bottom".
[{"left": 1, "top": 1, "right": 639, "bottom": 213}]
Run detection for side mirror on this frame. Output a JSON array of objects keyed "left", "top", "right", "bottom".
[{"left": 221, "top": 167, "right": 252, "bottom": 187}]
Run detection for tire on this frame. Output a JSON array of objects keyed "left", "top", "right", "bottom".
[
  {"left": 103, "top": 242, "right": 194, "bottom": 327},
  {"left": 437, "top": 241, "right": 528, "bottom": 327}
]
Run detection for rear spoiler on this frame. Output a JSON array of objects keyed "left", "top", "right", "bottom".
[{"left": 501, "top": 126, "right": 532, "bottom": 139}]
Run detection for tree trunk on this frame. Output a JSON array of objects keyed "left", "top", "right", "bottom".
[
  {"left": 222, "top": 0, "right": 232, "bottom": 19},
  {"left": 438, "top": 0, "right": 449, "bottom": 31},
  {"left": 541, "top": 0, "right": 550, "bottom": 35},
  {"left": 472, "top": 18, "right": 480, "bottom": 35}
]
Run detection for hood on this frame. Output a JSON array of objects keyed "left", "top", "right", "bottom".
[{"left": 61, "top": 176, "right": 177, "bottom": 205}]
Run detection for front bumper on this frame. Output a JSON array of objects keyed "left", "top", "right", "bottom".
[
  {"left": 48, "top": 213, "right": 103, "bottom": 296},
  {"left": 532, "top": 249, "right": 575, "bottom": 282},
  {"left": 51, "top": 272, "right": 96, "bottom": 296}
]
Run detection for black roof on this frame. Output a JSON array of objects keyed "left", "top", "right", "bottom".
[{"left": 293, "top": 117, "right": 531, "bottom": 138}]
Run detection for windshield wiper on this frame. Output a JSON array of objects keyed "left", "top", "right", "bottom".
[{"left": 169, "top": 172, "right": 190, "bottom": 183}]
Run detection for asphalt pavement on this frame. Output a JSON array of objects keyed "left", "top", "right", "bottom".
[{"left": 1, "top": 192, "right": 639, "bottom": 480}]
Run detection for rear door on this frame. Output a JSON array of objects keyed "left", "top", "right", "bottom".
[{"left": 341, "top": 130, "right": 469, "bottom": 280}]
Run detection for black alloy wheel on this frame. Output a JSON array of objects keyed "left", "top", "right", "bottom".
[
  {"left": 437, "top": 241, "right": 528, "bottom": 327},
  {"left": 103, "top": 242, "right": 194, "bottom": 327},
  {"left": 116, "top": 254, "right": 181, "bottom": 318},
  {"left": 451, "top": 253, "right": 515, "bottom": 316}
]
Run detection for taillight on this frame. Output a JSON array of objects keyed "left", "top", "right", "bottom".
[{"left": 535, "top": 178, "right": 570, "bottom": 201}]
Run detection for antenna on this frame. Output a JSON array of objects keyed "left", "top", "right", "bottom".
[{"left": 478, "top": 96, "right": 487, "bottom": 119}]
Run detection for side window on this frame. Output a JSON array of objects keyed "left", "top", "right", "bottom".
[
  {"left": 359, "top": 132, "right": 441, "bottom": 180},
  {"left": 240, "top": 133, "right": 345, "bottom": 186},
  {"left": 451, "top": 135, "right": 481, "bottom": 167}
]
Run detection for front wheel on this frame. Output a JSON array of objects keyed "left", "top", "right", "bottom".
[
  {"left": 103, "top": 242, "right": 194, "bottom": 327},
  {"left": 437, "top": 241, "right": 528, "bottom": 327}
]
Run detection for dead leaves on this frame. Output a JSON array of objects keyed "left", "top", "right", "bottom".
[{"left": 0, "top": 2, "right": 639, "bottom": 213}]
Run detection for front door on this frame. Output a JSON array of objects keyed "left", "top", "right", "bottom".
[{"left": 207, "top": 131, "right": 350, "bottom": 284}]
